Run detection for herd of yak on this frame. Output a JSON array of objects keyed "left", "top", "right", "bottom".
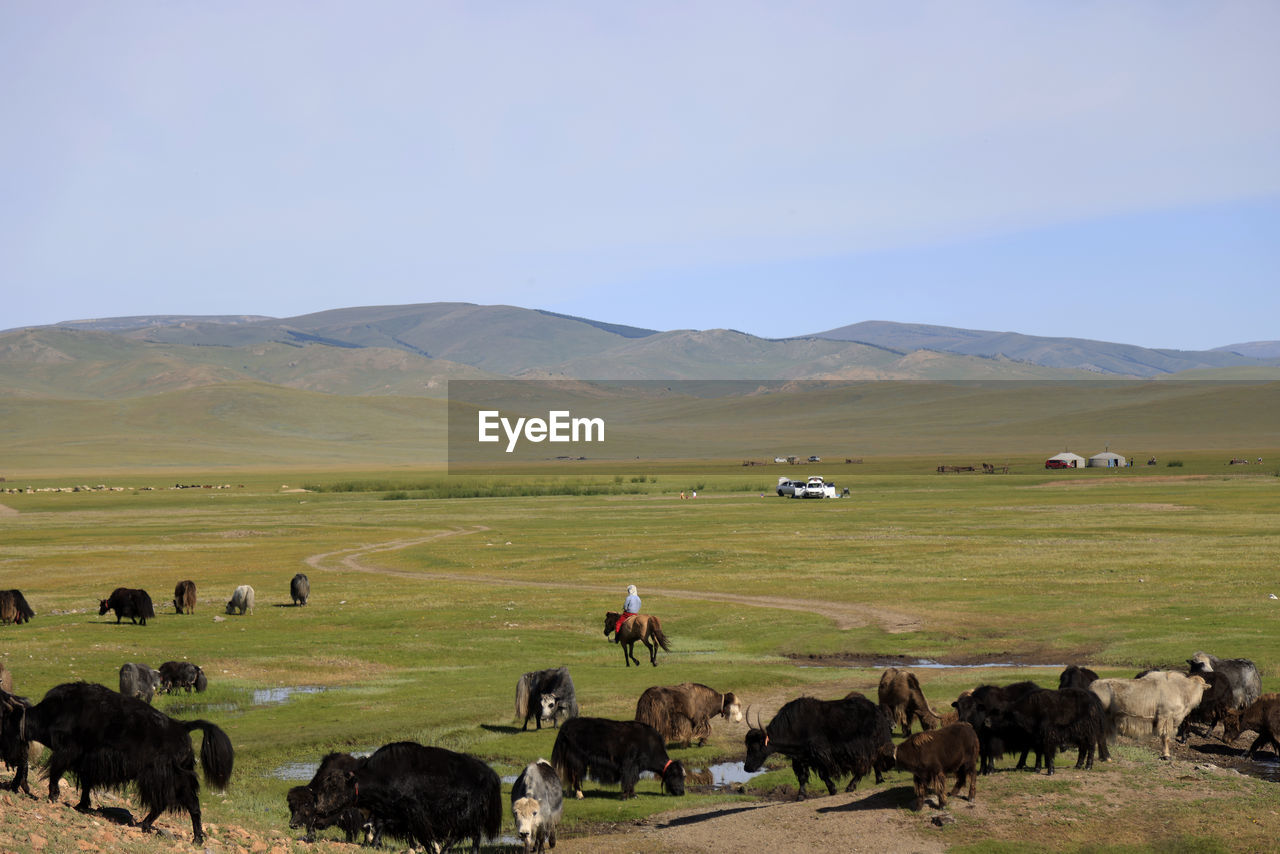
[{"left": 3, "top": 577, "right": 1280, "bottom": 853}]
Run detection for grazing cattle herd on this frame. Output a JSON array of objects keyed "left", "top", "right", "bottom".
[{"left": 0, "top": 576, "right": 1276, "bottom": 847}]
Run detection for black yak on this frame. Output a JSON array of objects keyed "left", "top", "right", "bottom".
[
  {"left": 551, "top": 717, "right": 685, "bottom": 800},
  {"left": 953, "top": 680, "right": 1043, "bottom": 774},
  {"left": 99, "top": 587, "right": 155, "bottom": 626},
  {"left": 980, "top": 687, "right": 1109, "bottom": 774},
  {"left": 309, "top": 741, "right": 500, "bottom": 853},
  {"left": 744, "top": 693, "right": 894, "bottom": 799},
  {"left": 290, "top": 573, "right": 310, "bottom": 606},
  {"left": 158, "top": 661, "right": 208, "bottom": 693},
  {"left": 286, "top": 751, "right": 367, "bottom": 843},
  {"left": 7, "top": 682, "right": 233, "bottom": 843}
]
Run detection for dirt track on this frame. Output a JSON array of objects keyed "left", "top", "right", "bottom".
[{"left": 303, "top": 526, "right": 924, "bottom": 634}]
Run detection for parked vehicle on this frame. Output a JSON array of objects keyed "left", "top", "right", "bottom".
[{"left": 776, "top": 477, "right": 804, "bottom": 497}]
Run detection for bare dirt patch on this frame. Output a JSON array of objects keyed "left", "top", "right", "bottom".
[{"left": 0, "top": 503, "right": 18, "bottom": 516}]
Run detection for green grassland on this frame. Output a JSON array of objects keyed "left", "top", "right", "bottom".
[{"left": 2, "top": 461, "right": 1280, "bottom": 851}]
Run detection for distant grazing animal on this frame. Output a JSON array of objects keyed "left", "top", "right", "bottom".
[
  {"left": 511, "top": 759, "right": 563, "bottom": 854},
  {"left": 99, "top": 587, "right": 155, "bottom": 626},
  {"left": 0, "top": 590, "right": 35, "bottom": 625},
  {"left": 159, "top": 661, "right": 208, "bottom": 693},
  {"left": 894, "top": 722, "right": 980, "bottom": 810},
  {"left": 635, "top": 682, "right": 742, "bottom": 747},
  {"left": 952, "top": 681, "right": 1043, "bottom": 774},
  {"left": 5, "top": 682, "right": 233, "bottom": 843},
  {"left": 1188, "top": 652, "right": 1262, "bottom": 711},
  {"left": 604, "top": 611, "right": 670, "bottom": 667},
  {"left": 307, "top": 741, "right": 501, "bottom": 853},
  {"left": 290, "top": 573, "right": 310, "bottom": 606},
  {"left": 1058, "top": 665, "right": 1099, "bottom": 691},
  {"left": 878, "top": 668, "right": 941, "bottom": 737},
  {"left": 1222, "top": 694, "right": 1280, "bottom": 758},
  {"left": 173, "top": 580, "right": 197, "bottom": 614},
  {"left": 516, "top": 666, "right": 579, "bottom": 731},
  {"left": 225, "top": 584, "right": 255, "bottom": 616},
  {"left": 744, "top": 693, "right": 894, "bottom": 800},
  {"left": 1089, "top": 671, "right": 1208, "bottom": 759},
  {"left": 119, "top": 662, "right": 163, "bottom": 704},
  {"left": 286, "top": 752, "right": 367, "bottom": 843},
  {"left": 551, "top": 717, "right": 686, "bottom": 800},
  {"left": 979, "top": 687, "right": 1109, "bottom": 774}
]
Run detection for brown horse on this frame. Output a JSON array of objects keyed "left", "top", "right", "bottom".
[{"left": 604, "top": 612, "right": 671, "bottom": 667}]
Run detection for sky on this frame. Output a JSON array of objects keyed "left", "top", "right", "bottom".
[{"left": 3, "top": 2, "right": 1278, "bottom": 351}]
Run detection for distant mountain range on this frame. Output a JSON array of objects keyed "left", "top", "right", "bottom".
[{"left": 2, "top": 303, "right": 1277, "bottom": 401}]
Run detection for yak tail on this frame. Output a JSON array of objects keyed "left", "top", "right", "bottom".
[
  {"left": 11, "top": 591, "right": 35, "bottom": 623},
  {"left": 183, "top": 720, "right": 234, "bottom": 790},
  {"left": 194, "top": 669, "right": 208, "bottom": 693},
  {"left": 515, "top": 672, "right": 533, "bottom": 720},
  {"left": 649, "top": 617, "right": 671, "bottom": 652}
]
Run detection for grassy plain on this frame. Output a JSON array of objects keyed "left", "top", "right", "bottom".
[{"left": 2, "top": 458, "right": 1279, "bottom": 851}]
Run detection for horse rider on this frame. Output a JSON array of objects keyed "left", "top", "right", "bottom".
[{"left": 615, "top": 584, "right": 641, "bottom": 640}]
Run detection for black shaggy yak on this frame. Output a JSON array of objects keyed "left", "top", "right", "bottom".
[
  {"left": 551, "top": 717, "right": 686, "bottom": 800},
  {"left": 744, "top": 693, "right": 894, "bottom": 799},
  {"left": 7, "top": 682, "right": 233, "bottom": 843},
  {"left": 99, "top": 587, "right": 155, "bottom": 626},
  {"left": 286, "top": 752, "right": 367, "bottom": 843},
  {"left": 309, "top": 741, "right": 500, "bottom": 853}
]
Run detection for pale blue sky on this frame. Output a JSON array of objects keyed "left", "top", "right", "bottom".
[{"left": 3, "top": 2, "right": 1277, "bottom": 350}]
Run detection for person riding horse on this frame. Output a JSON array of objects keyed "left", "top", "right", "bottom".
[{"left": 615, "top": 585, "right": 641, "bottom": 641}]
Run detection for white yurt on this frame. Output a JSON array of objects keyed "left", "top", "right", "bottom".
[
  {"left": 1046, "top": 452, "right": 1086, "bottom": 468},
  {"left": 1088, "top": 451, "right": 1127, "bottom": 467}
]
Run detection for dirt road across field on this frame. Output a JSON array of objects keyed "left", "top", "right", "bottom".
[{"left": 303, "top": 526, "right": 924, "bottom": 633}]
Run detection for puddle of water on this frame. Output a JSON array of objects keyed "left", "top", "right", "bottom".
[
  {"left": 688, "top": 761, "right": 765, "bottom": 790},
  {"left": 271, "top": 761, "right": 319, "bottom": 782},
  {"left": 253, "top": 685, "right": 326, "bottom": 705},
  {"left": 1245, "top": 755, "right": 1280, "bottom": 782}
]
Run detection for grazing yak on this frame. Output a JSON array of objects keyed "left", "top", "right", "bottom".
[
  {"left": 286, "top": 752, "right": 368, "bottom": 843},
  {"left": 173, "top": 580, "right": 197, "bottom": 614},
  {"left": 99, "top": 587, "right": 155, "bottom": 626},
  {"left": 894, "top": 722, "right": 980, "bottom": 810},
  {"left": 119, "top": 662, "right": 163, "bottom": 704},
  {"left": 516, "top": 666, "right": 579, "bottom": 731},
  {"left": 159, "top": 661, "right": 208, "bottom": 693},
  {"left": 744, "top": 693, "right": 894, "bottom": 799},
  {"left": 878, "top": 668, "right": 941, "bottom": 737},
  {"left": 307, "top": 741, "right": 501, "bottom": 853},
  {"left": 290, "top": 573, "right": 310, "bottom": 606},
  {"left": 1058, "top": 665, "right": 1099, "bottom": 691},
  {"left": 225, "top": 584, "right": 255, "bottom": 616},
  {"left": 979, "top": 687, "right": 1109, "bottom": 774},
  {"left": 635, "top": 682, "right": 742, "bottom": 747},
  {"left": 1089, "top": 670, "right": 1207, "bottom": 760},
  {"left": 1188, "top": 652, "right": 1262, "bottom": 711},
  {"left": 551, "top": 717, "right": 686, "bottom": 800},
  {"left": 0, "top": 589, "right": 35, "bottom": 625},
  {"left": 511, "top": 759, "right": 563, "bottom": 854},
  {"left": 953, "top": 681, "right": 1043, "bottom": 774},
  {"left": 6, "top": 682, "right": 232, "bottom": 843},
  {"left": 1222, "top": 694, "right": 1280, "bottom": 758}
]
